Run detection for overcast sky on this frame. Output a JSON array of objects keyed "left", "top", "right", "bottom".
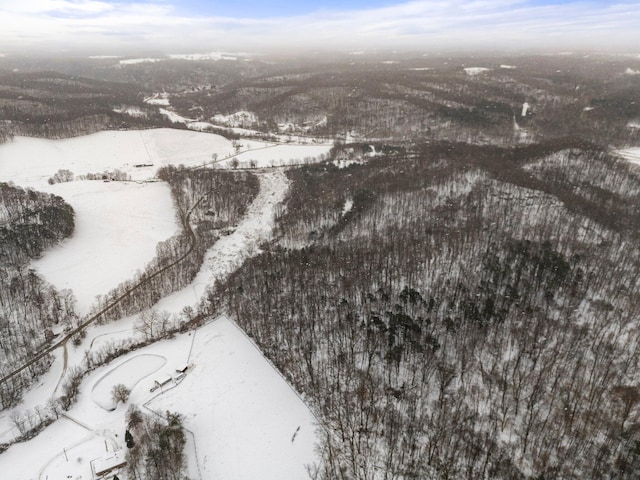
[{"left": 1, "top": 0, "right": 639, "bottom": 54}]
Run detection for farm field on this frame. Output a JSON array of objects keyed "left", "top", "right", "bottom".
[
  {"left": 0, "top": 127, "right": 316, "bottom": 479},
  {"left": 0, "top": 128, "right": 320, "bottom": 314}
]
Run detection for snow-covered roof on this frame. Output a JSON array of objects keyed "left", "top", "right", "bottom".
[
  {"left": 175, "top": 363, "right": 189, "bottom": 373},
  {"left": 155, "top": 373, "right": 173, "bottom": 385},
  {"left": 93, "top": 450, "right": 126, "bottom": 476}
]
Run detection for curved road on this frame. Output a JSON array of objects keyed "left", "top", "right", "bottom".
[{"left": 0, "top": 185, "right": 210, "bottom": 387}]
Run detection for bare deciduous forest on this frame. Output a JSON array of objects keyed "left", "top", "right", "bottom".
[
  {"left": 1, "top": 52, "right": 640, "bottom": 478},
  {"left": 0, "top": 183, "right": 75, "bottom": 408},
  {"left": 204, "top": 142, "right": 640, "bottom": 478}
]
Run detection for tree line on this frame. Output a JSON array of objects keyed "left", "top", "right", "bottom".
[
  {"left": 89, "top": 166, "right": 259, "bottom": 324},
  {"left": 125, "top": 407, "right": 186, "bottom": 480},
  {"left": 0, "top": 182, "right": 77, "bottom": 409}
]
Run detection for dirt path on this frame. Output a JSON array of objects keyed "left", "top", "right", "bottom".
[{"left": 53, "top": 343, "right": 68, "bottom": 394}]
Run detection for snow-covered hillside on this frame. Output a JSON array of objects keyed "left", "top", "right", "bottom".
[{"left": 0, "top": 129, "right": 235, "bottom": 187}]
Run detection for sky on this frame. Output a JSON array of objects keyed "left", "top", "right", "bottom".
[{"left": 0, "top": 0, "right": 639, "bottom": 55}]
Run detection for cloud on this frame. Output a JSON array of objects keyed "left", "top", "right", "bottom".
[
  {"left": 2, "top": 0, "right": 116, "bottom": 16},
  {"left": 0, "top": 0, "right": 639, "bottom": 53}
]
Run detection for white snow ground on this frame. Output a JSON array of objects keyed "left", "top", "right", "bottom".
[
  {"left": 0, "top": 129, "right": 235, "bottom": 187},
  {"left": 217, "top": 143, "right": 331, "bottom": 169},
  {"left": 616, "top": 147, "right": 640, "bottom": 164},
  {"left": 0, "top": 129, "right": 235, "bottom": 313},
  {"left": 0, "top": 128, "right": 319, "bottom": 479},
  {"left": 120, "top": 58, "right": 163, "bottom": 65},
  {"left": 30, "top": 180, "right": 180, "bottom": 314},
  {"left": 149, "top": 317, "right": 319, "bottom": 480},
  {"left": 153, "top": 169, "right": 289, "bottom": 314},
  {"left": 464, "top": 67, "right": 491, "bottom": 76},
  {"left": 0, "top": 317, "right": 319, "bottom": 480},
  {"left": 168, "top": 52, "right": 248, "bottom": 61}
]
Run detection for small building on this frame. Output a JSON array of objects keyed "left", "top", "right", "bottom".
[
  {"left": 155, "top": 373, "right": 173, "bottom": 388},
  {"left": 175, "top": 364, "right": 189, "bottom": 374},
  {"left": 92, "top": 450, "right": 126, "bottom": 479}
]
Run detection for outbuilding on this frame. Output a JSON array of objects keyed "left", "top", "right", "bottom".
[
  {"left": 154, "top": 373, "right": 173, "bottom": 388},
  {"left": 175, "top": 364, "right": 189, "bottom": 374},
  {"left": 92, "top": 450, "right": 126, "bottom": 479}
]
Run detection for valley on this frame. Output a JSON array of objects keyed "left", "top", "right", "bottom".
[{"left": 1, "top": 51, "right": 640, "bottom": 479}]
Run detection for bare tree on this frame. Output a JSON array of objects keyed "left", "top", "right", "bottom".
[
  {"left": 46, "top": 396, "right": 62, "bottom": 419},
  {"left": 111, "top": 384, "right": 130, "bottom": 406},
  {"left": 9, "top": 410, "right": 26, "bottom": 435}
]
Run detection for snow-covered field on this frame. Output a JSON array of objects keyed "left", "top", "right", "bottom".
[
  {"left": 149, "top": 317, "right": 319, "bottom": 480},
  {"left": 168, "top": 52, "right": 250, "bottom": 61},
  {"left": 218, "top": 143, "right": 331, "bottom": 169},
  {"left": 0, "top": 129, "right": 237, "bottom": 313},
  {"left": 31, "top": 181, "right": 179, "bottom": 314},
  {"left": 464, "top": 67, "right": 491, "bottom": 76},
  {"left": 0, "top": 316, "right": 318, "bottom": 480},
  {"left": 0, "top": 127, "right": 319, "bottom": 479},
  {"left": 0, "top": 129, "right": 235, "bottom": 187},
  {"left": 120, "top": 58, "right": 163, "bottom": 65}
]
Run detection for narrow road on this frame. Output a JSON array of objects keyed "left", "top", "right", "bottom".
[
  {"left": 1, "top": 168, "right": 288, "bottom": 389},
  {"left": 0, "top": 182, "right": 210, "bottom": 387},
  {"left": 60, "top": 412, "right": 93, "bottom": 432}
]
